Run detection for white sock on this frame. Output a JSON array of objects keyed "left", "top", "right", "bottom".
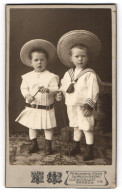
[
  {"left": 29, "top": 128, "right": 38, "bottom": 140},
  {"left": 44, "top": 129, "right": 53, "bottom": 140},
  {"left": 74, "top": 127, "right": 82, "bottom": 141},
  {"left": 83, "top": 130, "right": 94, "bottom": 145}
]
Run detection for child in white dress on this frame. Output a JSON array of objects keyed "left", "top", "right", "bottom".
[
  {"left": 56, "top": 30, "right": 101, "bottom": 161},
  {"left": 16, "top": 39, "right": 59, "bottom": 155}
]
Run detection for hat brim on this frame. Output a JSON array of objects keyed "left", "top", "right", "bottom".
[
  {"left": 20, "top": 39, "right": 57, "bottom": 67},
  {"left": 57, "top": 30, "right": 102, "bottom": 67}
]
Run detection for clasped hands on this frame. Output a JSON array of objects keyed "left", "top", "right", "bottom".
[{"left": 55, "top": 91, "right": 63, "bottom": 101}]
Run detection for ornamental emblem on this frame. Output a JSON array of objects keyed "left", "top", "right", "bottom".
[
  {"left": 31, "top": 171, "right": 44, "bottom": 184},
  {"left": 47, "top": 171, "right": 62, "bottom": 184}
]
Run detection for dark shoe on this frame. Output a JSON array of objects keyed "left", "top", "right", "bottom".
[
  {"left": 29, "top": 138, "right": 39, "bottom": 154},
  {"left": 45, "top": 140, "right": 53, "bottom": 155},
  {"left": 70, "top": 141, "right": 81, "bottom": 156},
  {"left": 83, "top": 144, "right": 94, "bottom": 161}
]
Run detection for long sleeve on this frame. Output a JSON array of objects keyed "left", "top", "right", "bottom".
[
  {"left": 20, "top": 78, "right": 30, "bottom": 98},
  {"left": 48, "top": 75, "right": 59, "bottom": 91},
  {"left": 60, "top": 72, "right": 70, "bottom": 96},
  {"left": 85, "top": 72, "right": 99, "bottom": 108}
]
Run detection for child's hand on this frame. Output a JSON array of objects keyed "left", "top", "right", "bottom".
[
  {"left": 39, "top": 87, "right": 50, "bottom": 93},
  {"left": 83, "top": 108, "right": 92, "bottom": 117},
  {"left": 55, "top": 92, "right": 62, "bottom": 101},
  {"left": 25, "top": 94, "right": 35, "bottom": 103}
]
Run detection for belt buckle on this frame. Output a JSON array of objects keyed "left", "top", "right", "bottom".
[{"left": 36, "top": 104, "right": 38, "bottom": 109}]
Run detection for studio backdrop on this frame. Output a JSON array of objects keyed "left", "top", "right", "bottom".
[{"left": 9, "top": 8, "right": 112, "bottom": 133}]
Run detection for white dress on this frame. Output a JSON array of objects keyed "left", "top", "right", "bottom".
[
  {"left": 60, "top": 68, "right": 99, "bottom": 131},
  {"left": 15, "top": 70, "right": 59, "bottom": 130}
]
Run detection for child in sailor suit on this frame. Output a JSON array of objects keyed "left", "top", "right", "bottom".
[
  {"left": 61, "top": 68, "right": 99, "bottom": 131},
  {"left": 57, "top": 30, "right": 101, "bottom": 160}
]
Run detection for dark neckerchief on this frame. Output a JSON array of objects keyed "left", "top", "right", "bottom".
[{"left": 66, "top": 68, "right": 95, "bottom": 93}]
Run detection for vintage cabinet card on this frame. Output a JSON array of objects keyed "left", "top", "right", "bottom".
[{"left": 6, "top": 4, "right": 116, "bottom": 188}]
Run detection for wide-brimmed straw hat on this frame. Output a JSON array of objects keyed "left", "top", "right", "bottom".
[
  {"left": 20, "top": 39, "right": 57, "bottom": 67},
  {"left": 57, "top": 30, "right": 102, "bottom": 67}
]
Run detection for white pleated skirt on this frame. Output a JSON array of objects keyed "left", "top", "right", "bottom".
[
  {"left": 67, "top": 105, "right": 94, "bottom": 131},
  {"left": 15, "top": 107, "right": 57, "bottom": 130}
]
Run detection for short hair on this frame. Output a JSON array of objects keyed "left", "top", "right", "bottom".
[
  {"left": 29, "top": 49, "right": 48, "bottom": 60},
  {"left": 70, "top": 44, "right": 89, "bottom": 56}
]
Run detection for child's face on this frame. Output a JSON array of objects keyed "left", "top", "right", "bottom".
[
  {"left": 70, "top": 48, "right": 88, "bottom": 69},
  {"left": 30, "top": 52, "right": 48, "bottom": 72}
]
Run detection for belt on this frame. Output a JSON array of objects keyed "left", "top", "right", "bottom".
[{"left": 25, "top": 103, "right": 54, "bottom": 110}]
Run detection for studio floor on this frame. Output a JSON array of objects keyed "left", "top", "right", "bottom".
[{"left": 9, "top": 128, "right": 112, "bottom": 165}]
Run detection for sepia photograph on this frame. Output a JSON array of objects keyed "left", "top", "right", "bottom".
[{"left": 6, "top": 4, "right": 116, "bottom": 188}]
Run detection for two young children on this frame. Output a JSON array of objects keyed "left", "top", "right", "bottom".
[{"left": 16, "top": 30, "right": 101, "bottom": 161}]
